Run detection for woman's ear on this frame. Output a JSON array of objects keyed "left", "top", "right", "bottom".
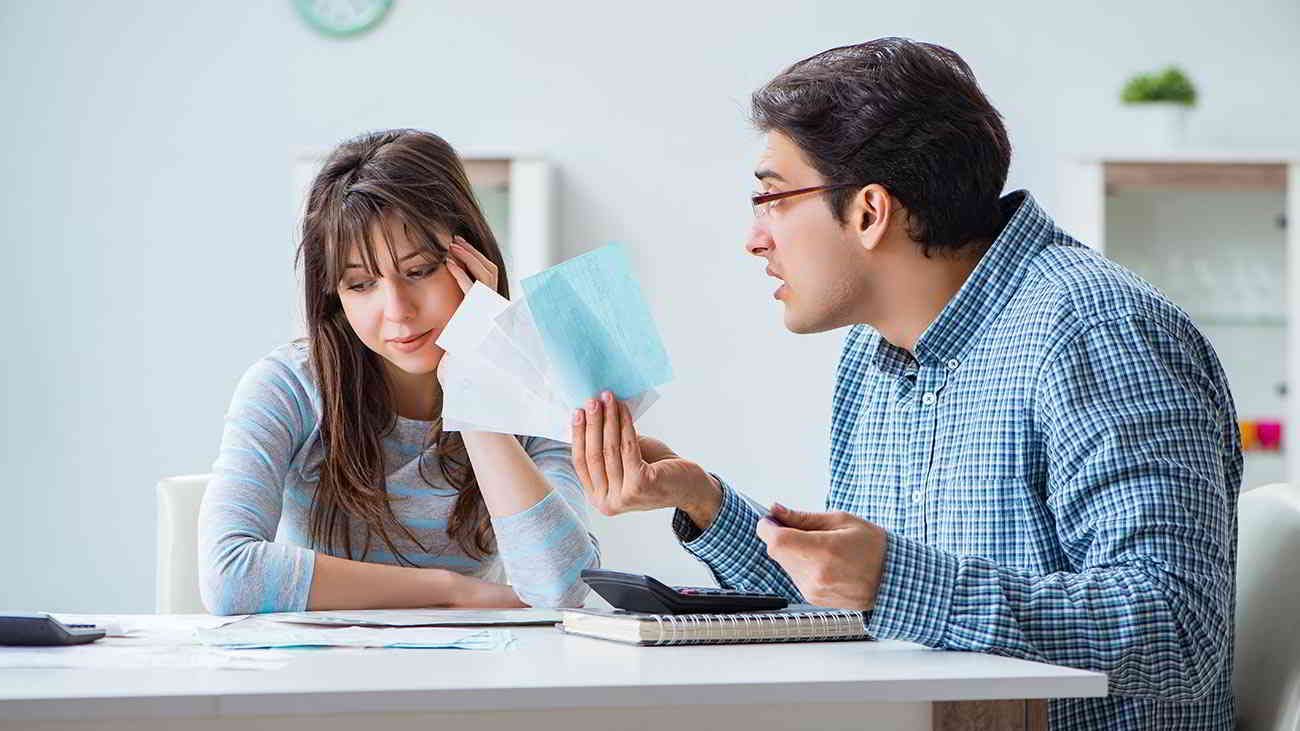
[{"left": 854, "top": 184, "right": 893, "bottom": 252}]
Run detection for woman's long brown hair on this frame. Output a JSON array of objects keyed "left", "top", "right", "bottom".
[{"left": 296, "top": 129, "right": 509, "bottom": 563}]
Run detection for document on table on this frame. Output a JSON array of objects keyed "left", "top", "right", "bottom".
[
  {"left": 0, "top": 614, "right": 291, "bottom": 670},
  {"left": 196, "top": 616, "right": 515, "bottom": 650},
  {"left": 0, "top": 644, "right": 292, "bottom": 670},
  {"left": 262, "top": 608, "right": 562, "bottom": 627}
]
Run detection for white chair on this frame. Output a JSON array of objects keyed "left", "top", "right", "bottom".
[
  {"left": 155, "top": 474, "right": 212, "bottom": 614},
  {"left": 1235, "top": 482, "right": 1300, "bottom": 731}
]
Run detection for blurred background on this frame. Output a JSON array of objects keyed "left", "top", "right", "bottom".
[{"left": 4, "top": 1, "right": 1298, "bottom": 613}]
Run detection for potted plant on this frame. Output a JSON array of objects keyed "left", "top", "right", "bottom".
[{"left": 1120, "top": 66, "right": 1197, "bottom": 150}]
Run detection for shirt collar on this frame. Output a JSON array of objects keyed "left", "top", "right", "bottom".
[{"left": 899, "top": 190, "right": 1055, "bottom": 368}]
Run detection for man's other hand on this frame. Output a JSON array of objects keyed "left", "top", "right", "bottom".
[{"left": 756, "top": 503, "right": 888, "bottom": 611}]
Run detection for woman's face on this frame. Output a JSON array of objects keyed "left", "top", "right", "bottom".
[{"left": 336, "top": 222, "right": 464, "bottom": 378}]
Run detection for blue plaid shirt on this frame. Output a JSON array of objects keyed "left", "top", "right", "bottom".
[{"left": 674, "top": 191, "right": 1240, "bottom": 730}]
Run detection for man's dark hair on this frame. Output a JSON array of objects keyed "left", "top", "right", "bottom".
[{"left": 751, "top": 37, "right": 1011, "bottom": 256}]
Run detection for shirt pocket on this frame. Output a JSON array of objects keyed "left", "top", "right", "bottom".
[{"left": 933, "top": 479, "right": 1033, "bottom": 562}]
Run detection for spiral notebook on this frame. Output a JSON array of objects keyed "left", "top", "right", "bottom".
[{"left": 559, "top": 606, "right": 870, "bottom": 646}]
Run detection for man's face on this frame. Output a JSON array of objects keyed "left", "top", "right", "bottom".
[{"left": 746, "top": 131, "right": 868, "bottom": 334}]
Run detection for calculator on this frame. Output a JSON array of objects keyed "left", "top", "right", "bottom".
[
  {"left": 580, "top": 569, "right": 789, "bottom": 614},
  {"left": 0, "top": 614, "right": 106, "bottom": 646}
]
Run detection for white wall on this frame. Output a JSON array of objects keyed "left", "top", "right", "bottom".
[{"left": 4, "top": 1, "right": 1298, "bottom": 612}]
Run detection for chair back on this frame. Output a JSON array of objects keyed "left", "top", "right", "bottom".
[
  {"left": 1235, "top": 482, "right": 1300, "bottom": 731},
  {"left": 155, "top": 474, "right": 212, "bottom": 614}
]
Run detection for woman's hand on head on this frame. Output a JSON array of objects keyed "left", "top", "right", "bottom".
[
  {"left": 438, "top": 236, "right": 500, "bottom": 389},
  {"left": 445, "top": 235, "right": 499, "bottom": 294}
]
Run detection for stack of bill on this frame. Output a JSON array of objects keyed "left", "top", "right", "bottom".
[{"left": 437, "top": 244, "right": 672, "bottom": 442}]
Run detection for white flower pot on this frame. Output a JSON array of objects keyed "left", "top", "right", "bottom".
[{"left": 1123, "top": 101, "right": 1190, "bottom": 151}]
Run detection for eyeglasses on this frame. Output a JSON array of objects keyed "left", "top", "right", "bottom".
[{"left": 750, "top": 184, "right": 858, "bottom": 218}]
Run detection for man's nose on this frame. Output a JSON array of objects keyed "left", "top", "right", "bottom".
[{"left": 745, "top": 218, "right": 773, "bottom": 257}]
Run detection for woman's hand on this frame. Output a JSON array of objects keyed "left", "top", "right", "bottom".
[
  {"left": 444, "top": 235, "right": 499, "bottom": 294},
  {"left": 437, "top": 570, "right": 528, "bottom": 608},
  {"left": 437, "top": 235, "right": 499, "bottom": 388}
]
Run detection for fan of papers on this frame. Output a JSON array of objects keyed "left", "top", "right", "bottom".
[{"left": 437, "top": 244, "right": 673, "bottom": 442}]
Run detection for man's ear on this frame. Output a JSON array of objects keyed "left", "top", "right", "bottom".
[{"left": 852, "top": 184, "right": 893, "bottom": 252}]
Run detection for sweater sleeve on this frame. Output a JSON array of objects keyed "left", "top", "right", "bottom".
[
  {"left": 197, "top": 352, "right": 317, "bottom": 615},
  {"left": 489, "top": 436, "right": 600, "bottom": 607}
]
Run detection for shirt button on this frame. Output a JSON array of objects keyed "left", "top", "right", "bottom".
[
  {"left": 912, "top": 490, "right": 923, "bottom": 504},
  {"left": 922, "top": 392, "right": 936, "bottom": 406},
  {"left": 946, "top": 359, "right": 960, "bottom": 370}
]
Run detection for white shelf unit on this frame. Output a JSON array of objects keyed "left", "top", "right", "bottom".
[{"left": 1058, "top": 152, "right": 1300, "bottom": 489}]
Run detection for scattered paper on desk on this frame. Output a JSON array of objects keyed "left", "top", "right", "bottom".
[
  {"left": 0, "top": 644, "right": 291, "bottom": 670},
  {"left": 437, "top": 244, "right": 670, "bottom": 442},
  {"left": 51, "top": 612, "right": 234, "bottom": 643},
  {"left": 263, "top": 608, "right": 562, "bottom": 627},
  {"left": 7, "top": 614, "right": 289, "bottom": 671},
  {"left": 197, "top": 616, "right": 515, "bottom": 650}
]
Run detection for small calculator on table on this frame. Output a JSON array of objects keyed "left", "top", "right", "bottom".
[
  {"left": 580, "top": 569, "right": 789, "bottom": 614},
  {"left": 0, "top": 614, "right": 106, "bottom": 646}
]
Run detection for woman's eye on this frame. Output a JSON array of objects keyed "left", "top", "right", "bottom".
[
  {"left": 346, "top": 280, "right": 375, "bottom": 293},
  {"left": 407, "top": 266, "right": 435, "bottom": 279}
]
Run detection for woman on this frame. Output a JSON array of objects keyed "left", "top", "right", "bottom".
[{"left": 198, "top": 129, "right": 598, "bottom": 615}]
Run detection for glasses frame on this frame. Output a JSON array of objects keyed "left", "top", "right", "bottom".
[{"left": 751, "top": 183, "right": 859, "bottom": 217}]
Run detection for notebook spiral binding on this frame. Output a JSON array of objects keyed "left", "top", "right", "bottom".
[{"left": 648, "top": 610, "right": 868, "bottom": 646}]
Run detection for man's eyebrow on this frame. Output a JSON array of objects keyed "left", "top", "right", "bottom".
[
  {"left": 345, "top": 251, "right": 427, "bottom": 269},
  {"left": 754, "top": 168, "right": 786, "bottom": 183}
]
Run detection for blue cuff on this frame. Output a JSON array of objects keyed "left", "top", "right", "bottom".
[
  {"left": 866, "top": 531, "right": 958, "bottom": 648},
  {"left": 674, "top": 479, "right": 762, "bottom": 565}
]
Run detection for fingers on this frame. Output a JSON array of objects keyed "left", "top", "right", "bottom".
[
  {"left": 756, "top": 507, "right": 821, "bottom": 552},
  {"left": 600, "top": 392, "right": 624, "bottom": 497},
  {"left": 571, "top": 408, "right": 599, "bottom": 503},
  {"left": 583, "top": 397, "right": 607, "bottom": 505},
  {"left": 445, "top": 256, "right": 474, "bottom": 294},
  {"left": 572, "top": 396, "right": 641, "bottom": 516},
  {"left": 619, "top": 399, "right": 642, "bottom": 473},
  {"left": 450, "top": 235, "right": 492, "bottom": 269},
  {"left": 756, "top": 518, "right": 817, "bottom": 563},
  {"left": 768, "top": 503, "right": 850, "bottom": 532},
  {"left": 449, "top": 236, "right": 499, "bottom": 289}
]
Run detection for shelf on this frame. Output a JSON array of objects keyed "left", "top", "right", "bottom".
[
  {"left": 1073, "top": 149, "right": 1299, "bottom": 164},
  {"left": 1104, "top": 162, "right": 1287, "bottom": 192}
]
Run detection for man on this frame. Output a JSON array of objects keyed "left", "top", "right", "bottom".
[{"left": 571, "top": 37, "right": 1239, "bottom": 730}]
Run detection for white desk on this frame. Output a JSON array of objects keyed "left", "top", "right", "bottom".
[{"left": 0, "top": 614, "right": 1105, "bottom": 731}]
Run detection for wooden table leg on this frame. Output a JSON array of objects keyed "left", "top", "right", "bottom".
[{"left": 933, "top": 699, "right": 1049, "bottom": 731}]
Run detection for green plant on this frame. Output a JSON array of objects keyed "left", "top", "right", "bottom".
[{"left": 1121, "top": 66, "right": 1197, "bottom": 105}]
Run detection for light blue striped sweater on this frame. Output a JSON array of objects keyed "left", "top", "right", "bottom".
[{"left": 197, "top": 341, "right": 598, "bottom": 615}]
